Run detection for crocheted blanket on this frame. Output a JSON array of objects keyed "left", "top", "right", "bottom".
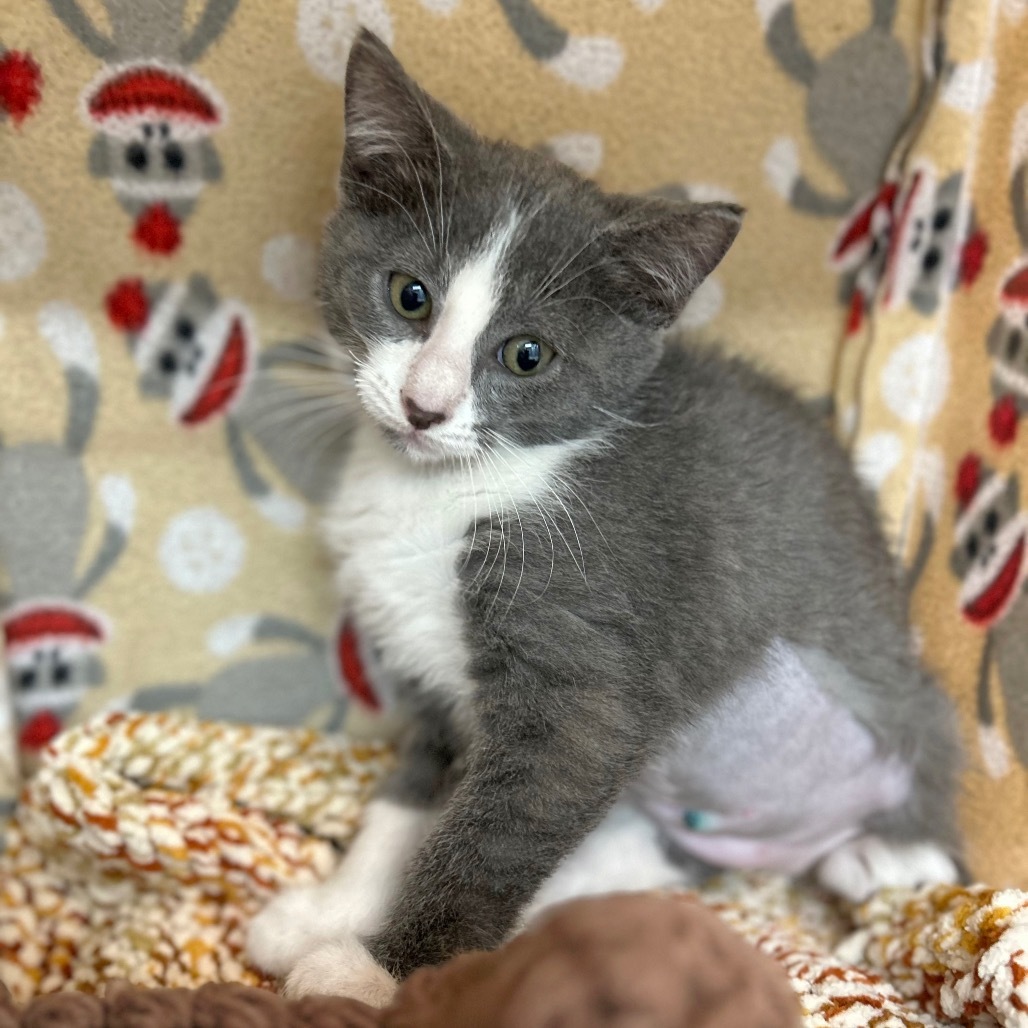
[{"left": 1, "top": 713, "right": 1026, "bottom": 1027}]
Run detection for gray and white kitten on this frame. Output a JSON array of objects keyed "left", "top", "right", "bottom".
[{"left": 247, "top": 30, "right": 961, "bottom": 1005}]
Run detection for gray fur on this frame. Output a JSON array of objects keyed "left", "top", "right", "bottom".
[{"left": 314, "top": 31, "right": 961, "bottom": 978}]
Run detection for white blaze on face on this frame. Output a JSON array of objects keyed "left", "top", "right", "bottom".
[{"left": 401, "top": 214, "right": 519, "bottom": 424}]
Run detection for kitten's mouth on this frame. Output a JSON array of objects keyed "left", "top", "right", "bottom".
[{"left": 385, "top": 424, "right": 478, "bottom": 464}]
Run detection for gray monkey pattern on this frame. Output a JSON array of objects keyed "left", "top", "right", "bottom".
[
  {"left": 0, "top": 314, "right": 134, "bottom": 758},
  {"left": 46, "top": 0, "right": 239, "bottom": 254},
  {"left": 132, "top": 613, "right": 394, "bottom": 727},
  {"left": 950, "top": 453, "right": 1028, "bottom": 776},
  {"left": 104, "top": 274, "right": 342, "bottom": 530},
  {"left": 985, "top": 145, "right": 1028, "bottom": 447},
  {"left": 760, "top": 0, "right": 985, "bottom": 333},
  {"left": 132, "top": 615, "right": 349, "bottom": 730},
  {"left": 493, "top": 0, "right": 623, "bottom": 91}
]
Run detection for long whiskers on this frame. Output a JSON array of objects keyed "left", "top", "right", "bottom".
[{"left": 485, "top": 429, "right": 587, "bottom": 589}]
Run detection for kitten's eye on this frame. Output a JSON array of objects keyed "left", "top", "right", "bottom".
[
  {"left": 389, "top": 273, "right": 432, "bottom": 320},
  {"left": 499, "top": 336, "right": 555, "bottom": 377}
]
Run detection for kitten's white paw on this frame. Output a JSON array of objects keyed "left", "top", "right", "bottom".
[
  {"left": 816, "top": 835, "right": 959, "bottom": 903},
  {"left": 246, "top": 885, "right": 335, "bottom": 976},
  {"left": 283, "top": 937, "right": 397, "bottom": 1007}
]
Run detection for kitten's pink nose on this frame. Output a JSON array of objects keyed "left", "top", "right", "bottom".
[{"left": 403, "top": 395, "right": 447, "bottom": 431}]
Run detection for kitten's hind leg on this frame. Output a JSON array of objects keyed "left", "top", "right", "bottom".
[{"left": 518, "top": 800, "right": 701, "bottom": 930}]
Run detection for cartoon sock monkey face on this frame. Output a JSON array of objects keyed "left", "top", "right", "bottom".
[
  {"left": 985, "top": 264, "right": 1028, "bottom": 445},
  {"left": 988, "top": 310, "right": 1028, "bottom": 407},
  {"left": 139, "top": 276, "right": 220, "bottom": 398},
  {"left": 48, "top": 0, "right": 235, "bottom": 253},
  {"left": 9, "top": 643, "right": 104, "bottom": 744},
  {"left": 950, "top": 463, "right": 1028, "bottom": 626},
  {"left": 105, "top": 274, "right": 310, "bottom": 529},
  {"left": 107, "top": 273, "right": 253, "bottom": 424},
  {"left": 90, "top": 119, "right": 220, "bottom": 197},
  {"left": 87, "top": 116, "right": 220, "bottom": 253},
  {"left": 884, "top": 168, "right": 964, "bottom": 313}
]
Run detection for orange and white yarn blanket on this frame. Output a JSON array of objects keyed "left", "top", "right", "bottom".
[{"left": 0, "top": 713, "right": 1026, "bottom": 1027}]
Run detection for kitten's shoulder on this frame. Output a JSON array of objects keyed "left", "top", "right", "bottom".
[{"left": 657, "top": 337, "right": 826, "bottom": 426}]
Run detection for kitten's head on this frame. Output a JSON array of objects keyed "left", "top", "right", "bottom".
[{"left": 320, "top": 30, "right": 742, "bottom": 463}]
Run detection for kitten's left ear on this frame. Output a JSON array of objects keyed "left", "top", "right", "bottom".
[
  {"left": 341, "top": 30, "right": 471, "bottom": 209},
  {"left": 601, "top": 198, "right": 744, "bottom": 329}
]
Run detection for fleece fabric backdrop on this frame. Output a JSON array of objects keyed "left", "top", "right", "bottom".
[{"left": 0, "top": 0, "right": 1023, "bottom": 885}]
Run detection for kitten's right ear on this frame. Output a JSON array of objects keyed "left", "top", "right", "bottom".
[{"left": 341, "top": 30, "right": 467, "bottom": 210}]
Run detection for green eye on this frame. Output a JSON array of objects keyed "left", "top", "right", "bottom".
[
  {"left": 389, "top": 273, "right": 432, "bottom": 320},
  {"left": 498, "top": 336, "right": 555, "bottom": 377}
]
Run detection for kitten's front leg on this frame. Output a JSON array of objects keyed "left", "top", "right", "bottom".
[
  {"left": 366, "top": 687, "right": 656, "bottom": 979},
  {"left": 247, "top": 798, "right": 435, "bottom": 979},
  {"left": 247, "top": 704, "right": 461, "bottom": 983}
]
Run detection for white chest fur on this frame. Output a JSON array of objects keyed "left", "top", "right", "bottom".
[{"left": 324, "top": 422, "right": 578, "bottom": 716}]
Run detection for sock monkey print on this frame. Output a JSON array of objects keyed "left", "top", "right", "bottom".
[
  {"left": 0, "top": 44, "right": 43, "bottom": 126},
  {"left": 760, "top": 0, "right": 984, "bottom": 333},
  {"left": 950, "top": 454, "right": 1028, "bottom": 781},
  {"left": 132, "top": 613, "right": 395, "bottom": 728},
  {"left": 493, "top": 0, "right": 623, "bottom": 91},
  {"left": 46, "top": 0, "right": 238, "bottom": 254},
  {"left": 105, "top": 274, "right": 344, "bottom": 529},
  {"left": 986, "top": 119, "right": 1028, "bottom": 447},
  {"left": 0, "top": 310, "right": 134, "bottom": 761},
  {"left": 132, "top": 615, "right": 347, "bottom": 729}
]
